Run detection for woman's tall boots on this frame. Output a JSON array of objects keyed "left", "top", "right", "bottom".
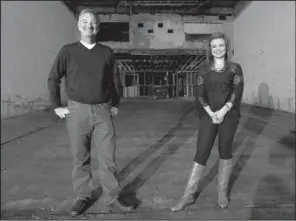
[
  {"left": 170, "top": 162, "right": 205, "bottom": 212},
  {"left": 217, "top": 158, "right": 233, "bottom": 209}
]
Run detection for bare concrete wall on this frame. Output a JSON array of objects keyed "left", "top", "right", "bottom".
[
  {"left": 183, "top": 21, "right": 233, "bottom": 53},
  {"left": 98, "top": 14, "right": 233, "bottom": 50},
  {"left": 232, "top": 1, "right": 295, "bottom": 113},
  {"left": 1, "top": 1, "right": 79, "bottom": 118}
]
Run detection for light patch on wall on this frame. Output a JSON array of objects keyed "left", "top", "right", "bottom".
[{"left": 1, "top": 1, "right": 78, "bottom": 118}]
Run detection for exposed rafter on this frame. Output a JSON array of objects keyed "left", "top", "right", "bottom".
[
  {"left": 115, "top": 52, "right": 206, "bottom": 74},
  {"left": 187, "top": 0, "right": 212, "bottom": 13},
  {"left": 118, "top": 0, "right": 199, "bottom": 7},
  {"left": 62, "top": 0, "right": 79, "bottom": 17},
  {"left": 77, "top": 6, "right": 234, "bottom": 15},
  {"left": 74, "top": 0, "right": 238, "bottom": 16}
]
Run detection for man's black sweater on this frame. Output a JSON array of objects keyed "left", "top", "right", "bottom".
[{"left": 48, "top": 42, "right": 122, "bottom": 108}]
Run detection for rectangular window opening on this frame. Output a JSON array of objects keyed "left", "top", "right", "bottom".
[
  {"left": 185, "top": 34, "right": 211, "bottom": 42},
  {"left": 96, "top": 22, "right": 129, "bottom": 42},
  {"left": 218, "top": 16, "right": 227, "bottom": 20}
]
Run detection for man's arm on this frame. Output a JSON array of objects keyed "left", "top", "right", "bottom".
[
  {"left": 47, "top": 46, "right": 67, "bottom": 109},
  {"left": 109, "top": 51, "right": 122, "bottom": 108}
]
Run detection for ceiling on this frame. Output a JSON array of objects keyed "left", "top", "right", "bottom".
[
  {"left": 62, "top": 0, "right": 239, "bottom": 74},
  {"left": 66, "top": 0, "right": 238, "bottom": 16}
]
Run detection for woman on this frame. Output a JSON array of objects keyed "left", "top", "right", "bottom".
[{"left": 171, "top": 32, "right": 244, "bottom": 212}]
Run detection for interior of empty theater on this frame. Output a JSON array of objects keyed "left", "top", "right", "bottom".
[{"left": 1, "top": 1, "right": 295, "bottom": 219}]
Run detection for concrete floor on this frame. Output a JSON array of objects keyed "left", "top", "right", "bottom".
[{"left": 1, "top": 98, "right": 295, "bottom": 219}]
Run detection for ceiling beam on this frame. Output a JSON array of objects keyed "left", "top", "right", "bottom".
[
  {"left": 77, "top": 6, "right": 234, "bottom": 15},
  {"left": 233, "top": 0, "right": 252, "bottom": 20},
  {"left": 114, "top": 49, "right": 206, "bottom": 56},
  {"left": 62, "top": 0, "right": 79, "bottom": 16},
  {"left": 74, "top": 0, "right": 112, "bottom": 6},
  {"left": 176, "top": 55, "right": 195, "bottom": 73},
  {"left": 187, "top": 0, "right": 212, "bottom": 13},
  {"left": 210, "top": 7, "right": 233, "bottom": 14},
  {"left": 119, "top": 0, "right": 199, "bottom": 6},
  {"left": 116, "top": 54, "right": 207, "bottom": 74}
]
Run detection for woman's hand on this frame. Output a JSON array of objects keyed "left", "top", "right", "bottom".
[
  {"left": 212, "top": 113, "right": 224, "bottom": 124},
  {"left": 212, "top": 105, "right": 229, "bottom": 124}
]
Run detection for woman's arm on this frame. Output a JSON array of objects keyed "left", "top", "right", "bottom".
[
  {"left": 213, "top": 63, "right": 244, "bottom": 120},
  {"left": 196, "top": 72, "right": 215, "bottom": 118},
  {"left": 226, "top": 63, "right": 244, "bottom": 110}
]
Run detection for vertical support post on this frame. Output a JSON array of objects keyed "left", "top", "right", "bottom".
[
  {"left": 176, "top": 74, "right": 179, "bottom": 98},
  {"left": 144, "top": 71, "right": 146, "bottom": 96},
  {"left": 186, "top": 72, "right": 189, "bottom": 97},
  {"left": 172, "top": 73, "right": 175, "bottom": 97}
]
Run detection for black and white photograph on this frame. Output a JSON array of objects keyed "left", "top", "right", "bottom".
[{"left": 1, "top": 0, "right": 295, "bottom": 219}]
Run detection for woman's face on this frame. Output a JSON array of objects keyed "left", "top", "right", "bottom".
[{"left": 210, "top": 38, "right": 226, "bottom": 59}]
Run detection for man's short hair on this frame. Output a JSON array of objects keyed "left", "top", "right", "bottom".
[{"left": 78, "top": 8, "right": 100, "bottom": 23}]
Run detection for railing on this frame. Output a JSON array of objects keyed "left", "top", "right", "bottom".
[{"left": 123, "top": 84, "right": 178, "bottom": 99}]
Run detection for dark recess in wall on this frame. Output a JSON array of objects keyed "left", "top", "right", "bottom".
[
  {"left": 96, "top": 22, "right": 129, "bottom": 42},
  {"left": 185, "top": 34, "right": 211, "bottom": 41},
  {"left": 219, "top": 15, "right": 227, "bottom": 20}
]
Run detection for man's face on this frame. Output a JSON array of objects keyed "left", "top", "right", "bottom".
[{"left": 78, "top": 12, "right": 99, "bottom": 37}]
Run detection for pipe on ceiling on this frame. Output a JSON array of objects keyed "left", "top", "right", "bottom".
[{"left": 77, "top": 6, "right": 233, "bottom": 15}]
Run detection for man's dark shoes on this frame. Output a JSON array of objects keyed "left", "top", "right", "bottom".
[
  {"left": 71, "top": 198, "right": 91, "bottom": 217},
  {"left": 107, "top": 196, "right": 134, "bottom": 212}
]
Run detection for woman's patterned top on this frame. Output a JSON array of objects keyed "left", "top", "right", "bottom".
[{"left": 195, "top": 62, "right": 244, "bottom": 117}]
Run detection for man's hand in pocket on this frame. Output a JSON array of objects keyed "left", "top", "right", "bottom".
[
  {"left": 110, "top": 107, "right": 119, "bottom": 116},
  {"left": 54, "top": 107, "right": 69, "bottom": 118}
]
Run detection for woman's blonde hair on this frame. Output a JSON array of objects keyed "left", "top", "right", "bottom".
[{"left": 206, "top": 32, "right": 231, "bottom": 67}]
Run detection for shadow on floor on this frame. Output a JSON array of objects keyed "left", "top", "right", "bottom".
[
  {"left": 228, "top": 83, "right": 275, "bottom": 199},
  {"left": 250, "top": 174, "right": 295, "bottom": 220},
  {"left": 250, "top": 135, "right": 295, "bottom": 219},
  {"left": 90, "top": 103, "right": 197, "bottom": 210},
  {"left": 194, "top": 83, "right": 276, "bottom": 202}
]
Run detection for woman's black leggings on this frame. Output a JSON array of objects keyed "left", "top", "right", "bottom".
[{"left": 194, "top": 113, "right": 239, "bottom": 166}]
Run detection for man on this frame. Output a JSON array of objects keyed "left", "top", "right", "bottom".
[{"left": 48, "top": 9, "right": 133, "bottom": 216}]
